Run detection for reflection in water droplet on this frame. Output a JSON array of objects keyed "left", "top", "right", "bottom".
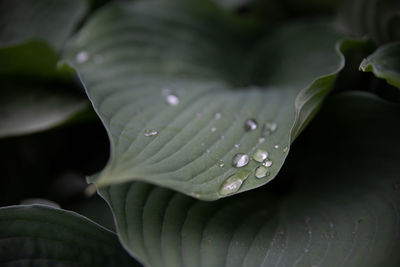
[
  {"left": 244, "top": 119, "right": 258, "bottom": 131},
  {"left": 234, "top": 144, "right": 240, "bottom": 148},
  {"left": 218, "top": 160, "right": 225, "bottom": 167},
  {"left": 219, "top": 170, "right": 251, "bottom": 196},
  {"left": 283, "top": 146, "right": 289, "bottom": 153},
  {"left": 263, "top": 159, "right": 273, "bottom": 167},
  {"left": 253, "top": 149, "right": 268, "bottom": 162},
  {"left": 274, "top": 144, "right": 279, "bottom": 149},
  {"left": 232, "top": 153, "right": 249, "bottom": 167},
  {"left": 144, "top": 129, "right": 158, "bottom": 137},
  {"left": 263, "top": 122, "right": 277, "bottom": 135},
  {"left": 215, "top": 112, "right": 222, "bottom": 119},
  {"left": 255, "top": 166, "right": 269, "bottom": 178},
  {"left": 259, "top": 137, "right": 265, "bottom": 143},
  {"left": 211, "top": 127, "right": 216, "bottom": 132},
  {"left": 76, "top": 51, "right": 89, "bottom": 63}
]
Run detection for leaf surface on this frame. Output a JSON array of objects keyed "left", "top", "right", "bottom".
[
  {"left": 0, "top": 0, "right": 87, "bottom": 51},
  {"left": 0, "top": 205, "right": 141, "bottom": 266},
  {"left": 100, "top": 92, "right": 400, "bottom": 267},
  {"left": 66, "top": 1, "right": 345, "bottom": 199},
  {"left": 360, "top": 41, "right": 400, "bottom": 89}
]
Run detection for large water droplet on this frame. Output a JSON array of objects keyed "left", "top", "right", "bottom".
[
  {"left": 253, "top": 149, "right": 268, "bottom": 162},
  {"left": 262, "top": 159, "right": 273, "bottom": 167},
  {"left": 244, "top": 119, "right": 258, "bottom": 131},
  {"left": 232, "top": 153, "right": 249, "bottom": 167},
  {"left": 144, "top": 129, "right": 158, "bottom": 137},
  {"left": 263, "top": 122, "right": 277, "bottom": 135},
  {"left": 76, "top": 51, "right": 89, "bottom": 63},
  {"left": 255, "top": 166, "right": 269, "bottom": 178},
  {"left": 219, "top": 170, "right": 251, "bottom": 196}
]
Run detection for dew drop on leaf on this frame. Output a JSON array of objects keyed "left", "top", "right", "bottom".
[
  {"left": 263, "top": 121, "right": 277, "bottom": 135},
  {"left": 219, "top": 170, "right": 251, "bottom": 196},
  {"left": 253, "top": 149, "right": 268, "bottom": 162},
  {"left": 232, "top": 153, "right": 249, "bottom": 167},
  {"left": 255, "top": 166, "right": 269, "bottom": 178},
  {"left": 215, "top": 112, "right": 222, "bottom": 119},
  {"left": 263, "top": 159, "right": 273, "bottom": 167},
  {"left": 144, "top": 129, "right": 158, "bottom": 137},
  {"left": 218, "top": 160, "right": 225, "bottom": 167},
  {"left": 211, "top": 127, "right": 216, "bottom": 132},
  {"left": 234, "top": 143, "right": 240, "bottom": 148},
  {"left": 244, "top": 119, "right": 257, "bottom": 131},
  {"left": 259, "top": 137, "right": 265, "bottom": 143},
  {"left": 274, "top": 144, "right": 279, "bottom": 149},
  {"left": 76, "top": 51, "right": 89, "bottom": 63}
]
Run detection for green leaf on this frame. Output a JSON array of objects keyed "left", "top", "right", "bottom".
[
  {"left": 0, "top": 0, "right": 88, "bottom": 51},
  {"left": 0, "top": 205, "right": 141, "bottom": 266},
  {"left": 100, "top": 92, "right": 400, "bottom": 267},
  {"left": 65, "top": 1, "right": 345, "bottom": 200},
  {"left": 337, "top": 0, "right": 400, "bottom": 44},
  {"left": 360, "top": 41, "right": 400, "bottom": 89}
]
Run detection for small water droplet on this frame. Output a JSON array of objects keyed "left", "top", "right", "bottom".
[
  {"left": 165, "top": 94, "right": 179, "bottom": 106},
  {"left": 215, "top": 112, "right": 222, "bottom": 119},
  {"left": 255, "top": 166, "right": 269, "bottom": 178},
  {"left": 76, "top": 51, "right": 89, "bottom": 63},
  {"left": 263, "top": 159, "right": 273, "bottom": 167},
  {"left": 274, "top": 144, "right": 279, "bottom": 149},
  {"left": 93, "top": 54, "right": 103, "bottom": 64},
  {"left": 211, "top": 127, "right": 217, "bottom": 132},
  {"left": 258, "top": 137, "right": 265, "bottom": 143},
  {"left": 219, "top": 170, "right": 251, "bottom": 196},
  {"left": 232, "top": 153, "right": 249, "bottom": 168},
  {"left": 253, "top": 149, "right": 268, "bottom": 162},
  {"left": 263, "top": 122, "right": 277, "bottom": 135},
  {"left": 234, "top": 144, "right": 240, "bottom": 148},
  {"left": 144, "top": 129, "right": 158, "bottom": 137},
  {"left": 283, "top": 146, "right": 289, "bottom": 153},
  {"left": 206, "top": 149, "right": 211, "bottom": 153},
  {"left": 304, "top": 248, "right": 309, "bottom": 253},
  {"left": 244, "top": 119, "right": 258, "bottom": 131},
  {"left": 218, "top": 160, "right": 225, "bottom": 167}
]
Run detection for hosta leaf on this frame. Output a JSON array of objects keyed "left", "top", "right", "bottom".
[
  {"left": 0, "top": 0, "right": 87, "bottom": 51},
  {"left": 360, "top": 41, "right": 400, "bottom": 89},
  {"left": 65, "top": 0, "right": 345, "bottom": 199},
  {"left": 337, "top": 0, "right": 400, "bottom": 44},
  {"left": 100, "top": 92, "right": 400, "bottom": 267},
  {"left": 0, "top": 205, "right": 140, "bottom": 266}
]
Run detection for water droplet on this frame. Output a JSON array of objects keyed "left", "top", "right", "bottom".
[
  {"left": 93, "top": 54, "right": 103, "bottom": 64},
  {"left": 165, "top": 94, "right": 179, "bottom": 106},
  {"left": 206, "top": 149, "right": 211, "bottom": 153},
  {"left": 76, "top": 51, "right": 89, "bottom": 63},
  {"left": 144, "top": 129, "right": 158, "bottom": 137},
  {"left": 253, "top": 149, "right": 268, "bottom": 162},
  {"left": 304, "top": 248, "right": 309, "bottom": 253},
  {"left": 220, "top": 135, "right": 225, "bottom": 140},
  {"left": 232, "top": 153, "right": 249, "bottom": 168},
  {"left": 274, "top": 144, "right": 279, "bottom": 149},
  {"left": 244, "top": 119, "right": 258, "bottom": 131},
  {"left": 258, "top": 137, "right": 265, "bottom": 143},
  {"left": 218, "top": 160, "right": 225, "bottom": 167},
  {"left": 234, "top": 144, "right": 240, "bottom": 148},
  {"left": 255, "top": 166, "right": 269, "bottom": 178},
  {"left": 283, "top": 146, "right": 289, "bottom": 153},
  {"left": 215, "top": 112, "right": 222, "bottom": 119},
  {"left": 263, "top": 122, "right": 277, "bottom": 135},
  {"left": 211, "top": 127, "right": 217, "bottom": 132},
  {"left": 219, "top": 170, "right": 251, "bottom": 196},
  {"left": 263, "top": 159, "right": 273, "bottom": 167}
]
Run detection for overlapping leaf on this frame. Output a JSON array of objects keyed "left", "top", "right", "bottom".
[
  {"left": 100, "top": 93, "right": 400, "bottom": 267},
  {"left": 0, "top": 205, "right": 140, "bottom": 266},
  {"left": 65, "top": 0, "right": 346, "bottom": 199},
  {"left": 360, "top": 41, "right": 400, "bottom": 89}
]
